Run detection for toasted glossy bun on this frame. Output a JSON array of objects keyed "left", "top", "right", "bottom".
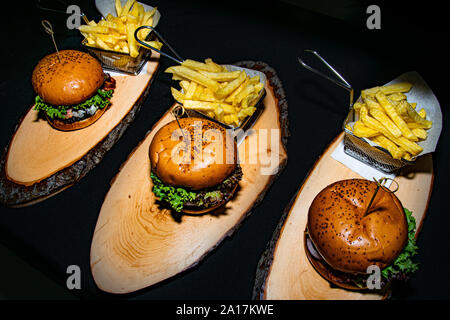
[
  {"left": 45, "top": 106, "right": 108, "bottom": 131},
  {"left": 307, "top": 179, "right": 407, "bottom": 275},
  {"left": 32, "top": 50, "right": 104, "bottom": 106},
  {"left": 149, "top": 117, "right": 237, "bottom": 190}
]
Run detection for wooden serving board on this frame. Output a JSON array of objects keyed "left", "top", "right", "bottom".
[
  {"left": 253, "top": 132, "right": 433, "bottom": 300},
  {"left": 0, "top": 54, "right": 160, "bottom": 207},
  {"left": 90, "top": 62, "right": 289, "bottom": 294}
]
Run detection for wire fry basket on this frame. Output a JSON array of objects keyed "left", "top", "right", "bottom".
[
  {"left": 342, "top": 105, "right": 414, "bottom": 173},
  {"left": 298, "top": 50, "right": 413, "bottom": 173},
  {"left": 81, "top": 31, "right": 158, "bottom": 75}
]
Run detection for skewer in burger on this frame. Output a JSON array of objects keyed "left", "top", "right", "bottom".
[
  {"left": 305, "top": 179, "right": 419, "bottom": 291},
  {"left": 149, "top": 117, "right": 242, "bottom": 214},
  {"left": 32, "top": 50, "right": 116, "bottom": 131}
]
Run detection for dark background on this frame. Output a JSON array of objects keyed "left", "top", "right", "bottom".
[{"left": 0, "top": 0, "right": 449, "bottom": 300}]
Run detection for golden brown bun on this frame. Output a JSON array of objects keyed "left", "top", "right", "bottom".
[
  {"left": 307, "top": 179, "right": 407, "bottom": 275},
  {"left": 32, "top": 50, "right": 104, "bottom": 106},
  {"left": 149, "top": 117, "right": 237, "bottom": 190},
  {"left": 46, "top": 106, "right": 107, "bottom": 131}
]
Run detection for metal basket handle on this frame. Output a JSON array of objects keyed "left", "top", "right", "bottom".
[
  {"left": 134, "top": 25, "right": 184, "bottom": 65},
  {"left": 298, "top": 49, "right": 354, "bottom": 109}
]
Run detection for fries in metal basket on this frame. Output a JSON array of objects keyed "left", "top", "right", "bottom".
[
  {"left": 347, "top": 82, "right": 433, "bottom": 161},
  {"left": 165, "top": 58, "right": 265, "bottom": 127},
  {"left": 78, "top": 0, "right": 162, "bottom": 58}
]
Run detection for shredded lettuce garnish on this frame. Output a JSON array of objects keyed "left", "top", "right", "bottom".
[
  {"left": 33, "top": 89, "right": 113, "bottom": 119},
  {"left": 150, "top": 171, "right": 197, "bottom": 212},
  {"left": 381, "top": 208, "right": 419, "bottom": 280}
]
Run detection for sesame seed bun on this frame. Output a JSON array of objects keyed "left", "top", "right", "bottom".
[
  {"left": 149, "top": 117, "right": 237, "bottom": 191},
  {"left": 32, "top": 50, "right": 104, "bottom": 106},
  {"left": 305, "top": 179, "right": 408, "bottom": 289}
]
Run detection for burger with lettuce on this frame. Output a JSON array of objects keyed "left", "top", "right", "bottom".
[
  {"left": 305, "top": 179, "right": 419, "bottom": 291},
  {"left": 149, "top": 117, "right": 242, "bottom": 214},
  {"left": 31, "top": 49, "right": 115, "bottom": 131}
]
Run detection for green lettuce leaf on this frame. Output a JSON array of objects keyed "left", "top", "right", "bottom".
[
  {"left": 33, "top": 89, "right": 113, "bottom": 119},
  {"left": 150, "top": 171, "right": 197, "bottom": 212},
  {"left": 381, "top": 208, "right": 419, "bottom": 280}
]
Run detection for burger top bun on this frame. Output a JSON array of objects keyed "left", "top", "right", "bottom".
[
  {"left": 32, "top": 50, "right": 104, "bottom": 106},
  {"left": 307, "top": 179, "right": 408, "bottom": 274},
  {"left": 149, "top": 117, "right": 237, "bottom": 190}
]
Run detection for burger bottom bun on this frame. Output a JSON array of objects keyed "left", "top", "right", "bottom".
[
  {"left": 46, "top": 106, "right": 108, "bottom": 131},
  {"left": 181, "top": 184, "right": 238, "bottom": 215},
  {"left": 304, "top": 231, "right": 390, "bottom": 292}
]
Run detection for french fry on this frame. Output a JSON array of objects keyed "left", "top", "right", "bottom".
[
  {"left": 225, "top": 77, "right": 249, "bottom": 103},
  {"left": 361, "top": 82, "right": 413, "bottom": 98},
  {"left": 215, "top": 71, "right": 247, "bottom": 100},
  {"left": 181, "top": 59, "right": 223, "bottom": 72},
  {"left": 355, "top": 81, "right": 433, "bottom": 161},
  {"left": 394, "top": 99, "right": 408, "bottom": 117},
  {"left": 115, "top": 0, "right": 122, "bottom": 16},
  {"left": 179, "top": 80, "right": 190, "bottom": 93},
  {"left": 388, "top": 92, "right": 407, "bottom": 101},
  {"left": 401, "top": 100, "right": 433, "bottom": 129},
  {"left": 120, "top": 0, "right": 136, "bottom": 17},
  {"left": 353, "top": 121, "right": 379, "bottom": 138},
  {"left": 205, "top": 58, "right": 227, "bottom": 72},
  {"left": 95, "top": 37, "right": 111, "bottom": 50},
  {"left": 372, "top": 135, "right": 405, "bottom": 160},
  {"left": 198, "top": 70, "right": 241, "bottom": 81},
  {"left": 363, "top": 96, "right": 384, "bottom": 111},
  {"left": 170, "top": 87, "right": 185, "bottom": 103},
  {"left": 184, "top": 81, "right": 197, "bottom": 99},
  {"left": 168, "top": 58, "right": 264, "bottom": 127},
  {"left": 193, "top": 85, "right": 204, "bottom": 99},
  {"left": 402, "top": 152, "right": 412, "bottom": 161},
  {"left": 368, "top": 107, "right": 402, "bottom": 138},
  {"left": 360, "top": 106, "right": 397, "bottom": 140},
  {"left": 412, "top": 128, "right": 427, "bottom": 140},
  {"left": 126, "top": 23, "right": 139, "bottom": 57},
  {"left": 79, "top": 25, "right": 109, "bottom": 34},
  {"left": 375, "top": 91, "right": 416, "bottom": 140},
  {"left": 418, "top": 108, "right": 426, "bottom": 118},
  {"left": 183, "top": 100, "right": 224, "bottom": 111},
  {"left": 406, "top": 122, "right": 428, "bottom": 129},
  {"left": 390, "top": 136, "right": 423, "bottom": 156},
  {"left": 79, "top": 2, "right": 161, "bottom": 58},
  {"left": 352, "top": 102, "right": 366, "bottom": 112},
  {"left": 234, "top": 84, "right": 255, "bottom": 104},
  {"left": 166, "top": 66, "right": 220, "bottom": 92}
]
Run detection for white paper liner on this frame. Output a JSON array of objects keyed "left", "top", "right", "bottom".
[
  {"left": 346, "top": 71, "right": 443, "bottom": 159},
  {"left": 331, "top": 140, "right": 395, "bottom": 187},
  {"left": 333, "top": 71, "right": 443, "bottom": 184}
]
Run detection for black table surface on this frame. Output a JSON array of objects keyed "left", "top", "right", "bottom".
[{"left": 0, "top": 0, "right": 449, "bottom": 300}]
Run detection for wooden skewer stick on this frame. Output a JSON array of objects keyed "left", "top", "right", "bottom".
[
  {"left": 363, "top": 177, "right": 399, "bottom": 217},
  {"left": 41, "top": 20, "right": 60, "bottom": 62},
  {"left": 171, "top": 105, "right": 189, "bottom": 143}
]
